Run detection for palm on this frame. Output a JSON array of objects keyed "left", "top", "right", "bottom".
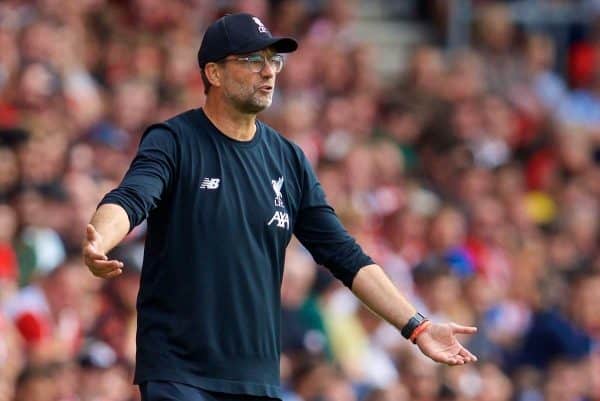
[{"left": 415, "top": 322, "right": 478, "bottom": 365}]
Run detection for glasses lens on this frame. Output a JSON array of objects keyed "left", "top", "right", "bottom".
[
  {"left": 270, "top": 56, "right": 283, "bottom": 73},
  {"left": 247, "top": 55, "right": 265, "bottom": 73},
  {"left": 243, "top": 54, "right": 284, "bottom": 73}
]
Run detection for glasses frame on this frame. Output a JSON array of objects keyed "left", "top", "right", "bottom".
[{"left": 220, "top": 53, "right": 285, "bottom": 74}]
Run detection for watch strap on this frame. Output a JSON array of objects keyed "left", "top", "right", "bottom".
[{"left": 401, "top": 312, "right": 428, "bottom": 339}]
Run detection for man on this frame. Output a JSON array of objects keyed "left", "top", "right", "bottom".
[{"left": 82, "top": 13, "right": 477, "bottom": 401}]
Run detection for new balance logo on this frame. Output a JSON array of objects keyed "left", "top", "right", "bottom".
[
  {"left": 200, "top": 178, "right": 220, "bottom": 189},
  {"left": 268, "top": 211, "right": 290, "bottom": 229}
]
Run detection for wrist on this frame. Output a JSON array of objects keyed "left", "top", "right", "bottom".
[
  {"left": 94, "top": 236, "right": 107, "bottom": 254},
  {"left": 410, "top": 320, "right": 431, "bottom": 344},
  {"left": 400, "top": 312, "right": 429, "bottom": 341}
]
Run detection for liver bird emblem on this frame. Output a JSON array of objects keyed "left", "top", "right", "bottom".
[{"left": 271, "top": 177, "right": 284, "bottom": 198}]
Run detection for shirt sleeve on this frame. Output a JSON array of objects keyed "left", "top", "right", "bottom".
[
  {"left": 293, "top": 153, "right": 374, "bottom": 288},
  {"left": 99, "top": 125, "right": 178, "bottom": 230}
]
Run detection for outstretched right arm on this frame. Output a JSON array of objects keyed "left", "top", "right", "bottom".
[{"left": 82, "top": 125, "right": 178, "bottom": 278}]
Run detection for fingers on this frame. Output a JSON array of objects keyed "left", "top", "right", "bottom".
[
  {"left": 450, "top": 323, "right": 478, "bottom": 335},
  {"left": 89, "top": 259, "right": 123, "bottom": 270},
  {"left": 436, "top": 345, "right": 477, "bottom": 366},
  {"left": 458, "top": 345, "right": 478, "bottom": 363},
  {"left": 435, "top": 354, "right": 466, "bottom": 366},
  {"left": 104, "top": 268, "right": 124, "bottom": 278},
  {"left": 88, "top": 259, "right": 124, "bottom": 278},
  {"left": 449, "top": 323, "right": 478, "bottom": 363},
  {"left": 84, "top": 251, "right": 124, "bottom": 278},
  {"left": 440, "top": 352, "right": 477, "bottom": 366}
]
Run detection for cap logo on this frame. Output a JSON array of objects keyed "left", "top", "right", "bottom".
[{"left": 252, "top": 17, "right": 268, "bottom": 33}]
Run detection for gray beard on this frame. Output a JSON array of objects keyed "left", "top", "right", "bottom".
[
  {"left": 224, "top": 87, "right": 272, "bottom": 114},
  {"left": 238, "top": 98, "right": 270, "bottom": 114},
  {"left": 234, "top": 95, "right": 271, "bottom": 114}
]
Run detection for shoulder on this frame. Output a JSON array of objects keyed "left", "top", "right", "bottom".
[
  {"left": 163, "top": 109, "right": 198, "bottom": 130},
  {"left": 140, "top": 124, "right": 179, "bottom": 149},
  {"left": 141, "top": 109, "right": 200, "bottom": 145}
]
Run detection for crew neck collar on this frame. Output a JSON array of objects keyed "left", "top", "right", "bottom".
[{"left": 198, "top": 108, "right": 262, "bottom": 148}]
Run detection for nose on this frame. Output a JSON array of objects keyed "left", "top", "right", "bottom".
[{"left": 260, "top": 59, "right": 275, "bottom": 78}]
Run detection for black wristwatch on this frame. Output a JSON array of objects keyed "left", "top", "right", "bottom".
[{"left": 401, "top": 312, "right": 428, "bottom": 340}]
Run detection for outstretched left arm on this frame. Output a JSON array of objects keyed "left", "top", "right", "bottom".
[
  {"left": 351, "top": 264, "right": 478, "bottom": 366},
  {"left": 292, "top": 150, "right": 477, "bottom": 365}
]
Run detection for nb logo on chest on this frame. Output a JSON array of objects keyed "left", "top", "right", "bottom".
[
  {"left": 268, "top": 211, "right": 289, "bottom": 230},
  {"left": 200, "top": 178, "right": 220, "bottom": 189}
]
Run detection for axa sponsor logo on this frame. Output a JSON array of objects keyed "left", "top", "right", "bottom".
[{"left": 268, "top": 210, "right": 289, "bottom": 229}]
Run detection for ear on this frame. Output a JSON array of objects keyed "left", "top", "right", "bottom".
[{"left": 204, "top": 63, "right": 222, "bottom": 88}]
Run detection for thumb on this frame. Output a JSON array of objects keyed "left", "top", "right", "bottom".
[
  {"left": 86, "top": 224, "right": 98, "bottom": 242},
  {"left": 450, "top": 323, "right": 478, "bottom": 335}
]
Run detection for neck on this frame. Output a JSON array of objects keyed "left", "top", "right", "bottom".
[{"left": 203, "top": 95, "right": 257, "bottom": 141}]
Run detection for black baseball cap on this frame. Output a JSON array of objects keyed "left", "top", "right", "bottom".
[{"left": 197, "top": 13, "right": 298, "bottom": 68}]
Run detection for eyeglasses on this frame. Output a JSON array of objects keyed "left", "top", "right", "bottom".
[{"left": 221, "top": 53, "right": 285, "bottom": 73}]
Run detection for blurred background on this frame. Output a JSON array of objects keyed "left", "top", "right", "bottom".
[{"left": 1, "top": 0, "right": 600, "bottom": 400}]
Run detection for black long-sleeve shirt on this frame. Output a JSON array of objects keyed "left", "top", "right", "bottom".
[{"left": 100, "top": 108, "right": 373, "bottom": 399}]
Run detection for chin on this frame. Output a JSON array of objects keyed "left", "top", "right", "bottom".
[{"left": 245, "top": 100, "right": 272, "bottom": 113}]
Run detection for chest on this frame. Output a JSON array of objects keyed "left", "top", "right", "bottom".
[{"left": 178, "top": 140, "right": 300, "bottom": 236}]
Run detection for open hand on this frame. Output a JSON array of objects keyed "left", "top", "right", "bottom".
[
  {"left": 82, "top": 224, "right": 123, "bottom": 278},
  {"left": 415, "top": 322, "right": 478, "bottom": 365}
]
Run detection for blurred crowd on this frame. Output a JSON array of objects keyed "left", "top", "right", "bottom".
[{"left": 1, "top": 0, "right": 600, "bottom": 400}]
